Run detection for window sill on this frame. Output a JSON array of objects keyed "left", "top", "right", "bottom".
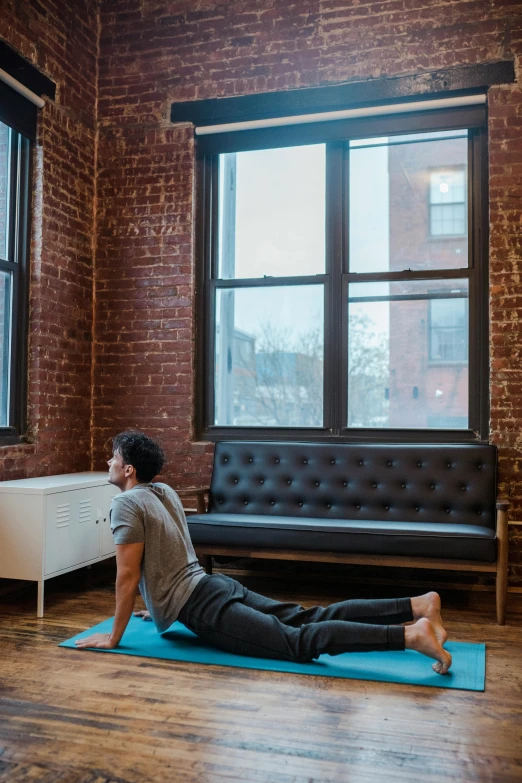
[
  {"left": 199, "top": 427, "right": 483, "bottom": 444},
  {"left": 0, "top": 434, "right": 32, "bottom": 447}
]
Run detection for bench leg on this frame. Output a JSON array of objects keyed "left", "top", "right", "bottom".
[{"left": 496, "top": 507, "right": 509, "bottom": 625}]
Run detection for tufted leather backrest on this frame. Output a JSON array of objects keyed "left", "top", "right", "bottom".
[{"left": 208, "top": 442, "right": 497, "bottom": 529}]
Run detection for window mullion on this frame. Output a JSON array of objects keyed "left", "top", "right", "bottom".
[{"left": 325, "top": 141, "right": 344, "bottom": 435}]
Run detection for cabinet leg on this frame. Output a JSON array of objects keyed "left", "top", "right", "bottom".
[{"left": 37, "top": 581, "right": 44, "bottom": 618}]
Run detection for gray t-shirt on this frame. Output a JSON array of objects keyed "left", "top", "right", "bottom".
[{"left": 110, "top": 482, "right": 205, "bottom": 632}]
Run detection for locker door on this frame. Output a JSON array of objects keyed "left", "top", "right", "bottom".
[
  {"left": 101, "top": 483, "right": 120, "bottom": 557},
  {"left": 45, "top": 487, "right": 102, "bottom": 575}
]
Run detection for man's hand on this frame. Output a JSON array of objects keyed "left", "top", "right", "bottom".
[
  {"left": 75, "top": 633, "right": 117, "bottom": 649},
  {"left": 133, "top": 610, "right": 151, "bottom": 621}
]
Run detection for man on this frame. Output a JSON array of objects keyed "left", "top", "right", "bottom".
[{"left": 76, "top": 431, "right": 452, "bottom": 674}]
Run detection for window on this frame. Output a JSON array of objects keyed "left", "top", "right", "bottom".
[
  {"left": 0, "top": 120, "right": 30, "bottom": 438},
  {"left": 198, "top": 109, "right": 487, "bottom": 441},
  {"left": 429, "top": 294, "right": 468, "bottom": 363},
  {"left": 429, "top": 168, "right": 467, "bottom": 237}
]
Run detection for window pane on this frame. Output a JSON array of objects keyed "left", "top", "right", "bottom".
[
  {"left": 215, "top": 285, "right": 324, "bottom": 427},
  {"left": 218, "top": 146, "right": 325, "bottom": 279},
  {"left": 349, "top": 132, "right": 468, "bottom": 273},
  {"left": 0, "top": 271, "right": 12, "bottom": 426},
  {"left": 348, "top": 279, "right": 468, "bottom": 429},
  {"left": 0, "top": 123, "right": 10, "bottom": 261}
]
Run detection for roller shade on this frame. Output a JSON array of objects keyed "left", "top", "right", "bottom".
[{"left": 0, "top": 40, "right": 56, "bottom": 139}]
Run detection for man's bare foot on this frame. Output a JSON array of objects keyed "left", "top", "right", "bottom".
[
  {"left": 410, "top": 591, "right": 447, "bottom": 645},
  {"left": 404, "top": 618, "right": 452, "bottom": 674}
]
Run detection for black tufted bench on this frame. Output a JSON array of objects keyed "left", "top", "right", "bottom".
[{"left": 177, "top": 441, "right": 510, "bottom": 624}]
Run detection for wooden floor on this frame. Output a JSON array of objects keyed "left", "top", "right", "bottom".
[{"left": 0, "top": 566, "right": 521, "bottom": 783}]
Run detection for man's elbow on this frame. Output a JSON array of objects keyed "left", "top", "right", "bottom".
[{"left": 116, "top": 567, "right": 141, "bottom": 591}]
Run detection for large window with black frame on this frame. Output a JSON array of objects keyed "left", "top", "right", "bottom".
[
  {"left": 198, "top": 109, "right": 487, "bottom": 441},
  {"left": 0, "top": 119, "right": 30, "bottom": 438}
]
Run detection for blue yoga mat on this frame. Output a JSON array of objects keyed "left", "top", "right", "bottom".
[{"left": 60, "top": 616, "right": 485, "bottom": 691}]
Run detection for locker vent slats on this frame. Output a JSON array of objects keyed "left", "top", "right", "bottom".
[
  {"left": 56, "top": 503, "right": 70, "bottom": 529},
  {"left": 79, "top": 498, "right": 91, "bottom": 523}
]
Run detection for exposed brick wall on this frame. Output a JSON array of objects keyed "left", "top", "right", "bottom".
[
  {"left": 1, "top": 1, "right": 522, "bottom": 583},
  {"left": 95, "top": 0, "right": 522, "bottom": 583},
  {"left": 0, "top": 0, "right": 98, "bottom": 478}
]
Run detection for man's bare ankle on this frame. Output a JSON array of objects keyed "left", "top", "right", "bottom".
[
  {"left": 404, "top": 618, "right": 430, "bottom": 649},
  {"left": 411, "top": 592, "right": 440, "bottom": 620}
]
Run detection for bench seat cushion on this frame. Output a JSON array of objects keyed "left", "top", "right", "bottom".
[{"left": 187, "top": 514, "right": 496, "bottom": 562}]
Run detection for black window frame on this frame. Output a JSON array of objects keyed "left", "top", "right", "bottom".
[
  {"left": 195, "top": 105, "right": 489, "bottom": 443},
  {"left": 0, "top": 121, "right": 31, "bottom": 443}
]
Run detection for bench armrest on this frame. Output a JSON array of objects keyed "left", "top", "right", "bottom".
[
  {"left": 496, "top": 498, "right": 510, "bottom": 512},
  {"left": 176, "top": 487, "right": 209, "bottom": 514},
  {"left": 176, "top": 487, "right": 209, "bottom": 498}
]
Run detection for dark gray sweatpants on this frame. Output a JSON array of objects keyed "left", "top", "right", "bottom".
[{"left": 178, "top": 573, "right": 413, "bottom": 663}]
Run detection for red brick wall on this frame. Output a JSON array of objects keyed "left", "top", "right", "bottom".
[
  {"left": 1, "top": 1, "right": 522, "bottom": 582},
  {"left": 0, "top": 0, "right": 98, "bottom": 478},
  {"left": 94, "top": 0, "right": 522, "bottom": 583}
]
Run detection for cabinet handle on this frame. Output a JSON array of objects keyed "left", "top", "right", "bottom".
[{"left": 96, "top": 519, "right": 99, "bottom": 524}]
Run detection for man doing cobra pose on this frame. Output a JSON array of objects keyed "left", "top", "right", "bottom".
[{"left": 76, "top": 431, "right": 452, "bottom": 674}]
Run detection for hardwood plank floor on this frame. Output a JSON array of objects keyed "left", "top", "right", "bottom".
[{"left": 0, "top": 566, "right": 521, "bottom": 783}]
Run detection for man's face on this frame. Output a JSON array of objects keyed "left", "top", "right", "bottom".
[{"left": 108, "top": 450, "right": 129, "bottom": 488}]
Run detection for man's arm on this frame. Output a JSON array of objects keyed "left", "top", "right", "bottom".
[{"left": 75, "top": 542, "right": 144, "bottom": 649}]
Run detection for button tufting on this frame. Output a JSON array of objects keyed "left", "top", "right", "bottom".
[
  {"left": 401, "top": 483, "right": 406, "bottom": 488},
  {"left": 356, "top": 504, "right": 361, "bottom": 510},
  {"left": 358, "top": 460, "right": 364, "bottom": 466},
  {"left": 387, "top": 460, "right": 393, "bottom": 467},
  {"left": 287, "top": 479, "right": 292, "bottom": 485},
  {"left": 315, "top": 481, "right": 320, "bottom": 487},
  {"left": 223, "top": 457, "right": 228, "bottom": 463},
  {"left": 415, "top": 506, "right": 420, "bottom": 511},
  {"left": 270, "top": 500, "right": 275, "bottom": 505},
  {"left": 303, "top": 459, "right": 308, "bottom": 465},
  {"left": 478, "top": 463, "right": 483, "bottom": 470},
  {"left": 244, "top": 500, "right": 248, "bottom": 505},
  {"left": 372, "top": 482, "right": 377, "bottom": 488},
  {"left": 446, "top": 462, "right": 453, "bottom": 469},
  {"left": 248, "top": 457, "right": 253, "bottom": 463},
  {"left": 417, "top": 461, "right": 423, "bottom": 467},
  {"left": 343, "top": 481, "right": 348, "bottom": 487},
  {"left": 233, "top": 478, "right": 238, "bottom": 484},
  {"left": 461, "top": 485, "right": 467, "bottom": 491},
  {"left": 259, "top": 479, "right": 264, "bottom": 484},
  {"left": 298, "top": 501, "right": 303, "bottom": 507},
  {"left": 330, "top": 459, "right": 336, "bottom": 464},
  {"left": 219, "top": 499, "right": 224, "bottom": 504},
  {"left": 275, "top": 458, "right": 280, "bottom": 464},
  {"left": 430, "top": 483, "right": 436, "bottom": 490},
  {"left": 477, "top": 510, "right": 482, "bottom": 515},
  {"left": 385, "top": 505, "right": 390, "bottom": 510},
  {"left": 326, "top": 503, "right": 332, "bottom": 509},
  {"left": 445, "top": 508, "right": 451, "bottom": 514}
]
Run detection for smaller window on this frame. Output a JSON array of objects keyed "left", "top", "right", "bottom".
[
  {"left": 0, "top": 120, "right": 30, "bottom": 436},
  {"left": 429, "top": 168, "right": 466, "bottom": 237}
]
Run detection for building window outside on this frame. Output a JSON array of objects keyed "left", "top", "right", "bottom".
[
  {"left": 429, "top": 168, "right": 467, "bottom": 237},
  {"left": 200, "top": 117, "right": 486, "bottom": 439},
  {"left": 0, "top": 120, "right": 30, "bottom": 436},
  {"left": 429, "top": 295, "right": 468, "bottom": 363}
]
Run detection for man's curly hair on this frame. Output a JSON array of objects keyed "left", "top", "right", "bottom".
[{"left": 112, "top": 430, "right": 165, "bottom": 483}]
